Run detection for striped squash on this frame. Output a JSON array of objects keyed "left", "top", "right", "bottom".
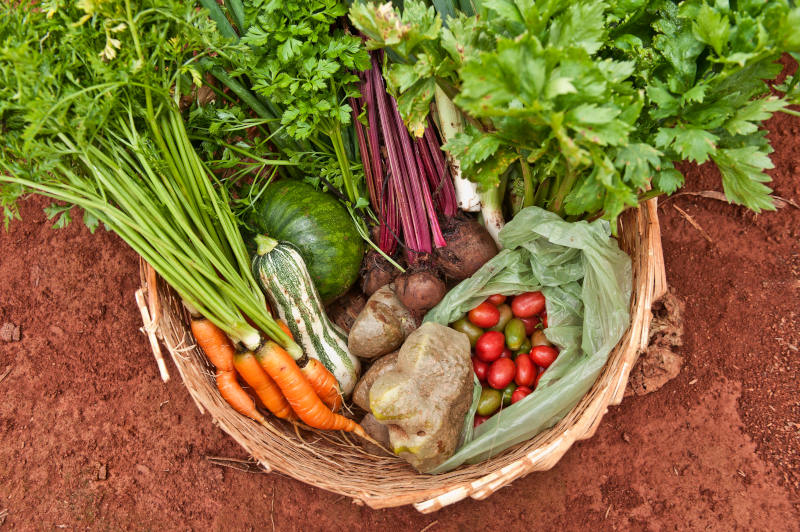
[{"left": 253, "top": 237, "right": 360, "bottom": 396}]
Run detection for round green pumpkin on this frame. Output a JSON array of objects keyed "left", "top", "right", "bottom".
[{"left": 252, "top": 180, "right": 364, "bottom": 303}]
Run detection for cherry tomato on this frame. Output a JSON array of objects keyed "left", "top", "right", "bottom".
[
  {"left": 489, "top": 304, "right": 513, "bottom": 332},
  {"left": 474, "top": 414, "right": 489, "bottom": 428},
  {"left": 511, "top": 386, "right": 532, "bottom": 404},
  {"left": 514, "top": 353, "right": 536, "bottom": 387},
  {"left": 514, "top": 338, "right": 532, "bottom": 357},
  {"left": 531, "top": 329, "right": 552, "bottom": 347},
  {"left": 468, "top": 302, "right": 500, "bottom": 328},
  {"left": 530, "top": 345, "right": 558, "bottom": 368},
  {"left": 504, "top": 318, "right": 526, "bottom": 350},
  {"left": 477, "top": 388, "right": 503, "bottom": 416},
  {"left": 499, "top": 347, "right": 513, "bottom": 359},
  {"left": 472, "top": 357, "right": 489, "bottom": 382},
  {"left": 475, "top": 331, "right": 505, "bottom": 362},
  {"left": 542, "top": 312, "right": 548, "bottom": 328},
  {"left": 511, "top": 291, "right": 546, "bottom": 318},
  {"left": 487, "top": 358, "right": 516, "bottom": 390},
  {"left": 533, "top": 366, "right": 543, "bottom": 389},
  {"left": 519, "top": 316, "right": 540, "bottom": 335},
  {"left": 452, "top": 318, "right": 483, "bottom": 347},
  {"left": 501, "top": 383, "right": 517, "bottom": 406},
  {"left": 486, "top": 294, "right": 507, "bottom": 305}
]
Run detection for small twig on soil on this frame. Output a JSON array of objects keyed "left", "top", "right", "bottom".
[
  {"left": 0, "top": 366, "right": 12, "bottom": 385},
  {"left": 419, "top": 520, "right": 439, "bottom": 532},
  {"left": 0, "top": 508, "right": 8, "bottom": 526},
  {"left": 605, "top": 505, "right": 612, "bottom": 519},
  {"left": 204, "top": 455, "right": 263, "bottom": 473},
  {"left": 673, "top": 205, "right": 713, "bottom": 243}
]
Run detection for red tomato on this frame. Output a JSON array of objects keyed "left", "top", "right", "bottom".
[
  {"left": 499, "top": 347, "right": 513, "bottom": 359},
  {"left": 511, "top": 291, "right": 546, "bottom": 318},
  {"left": 468, "top": 302, "right": 500, "bottom": 328},
  {"left": 472, "top": 357, "right": 489, "bottom": 382},
  {"left": 530, "top": 345, "right": 558, "bottom": 368},
  {"left": 474, "top": 414, "right": 489, "bottom": 428},
  {"left": 514, "top": 353, "right": 536, "bottom": 387},
  {"left": 487, "top": 358, "right": 516, "bottom": 389},
  {"left": 475, "top": 331, "right": 505, "bottom": 362},
  {"left": 519, "top": 316, "right": 540, "bottom": 335},
  {"left": 486, "top": 294, "right": 507, "bottom": 305},
  {"left": 542, "top": 312, "right": 548, "bottom": 328},
  {"left": 511, "top": 386, "right": 532, "bottom": 404},
  {"left": 532, "top": 366, "right": 543, "bottom": 389}
]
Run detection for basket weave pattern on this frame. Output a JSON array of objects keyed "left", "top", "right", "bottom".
[{"left": 137, "top": 199, "right": 666, "bottom": 512}]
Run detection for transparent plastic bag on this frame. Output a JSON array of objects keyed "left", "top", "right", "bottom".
[{"left": 423, "top": 207, "right": 632, "bottom": 473}]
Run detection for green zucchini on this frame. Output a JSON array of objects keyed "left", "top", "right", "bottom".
[{"left": 253, "top": 235, "right": 360, "bottom": 396}]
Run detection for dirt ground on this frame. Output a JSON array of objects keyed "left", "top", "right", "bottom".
[{"left": 2, "top": 95, "right": 800, "bottom": 532}]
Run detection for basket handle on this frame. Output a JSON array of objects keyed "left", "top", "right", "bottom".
[{"left": 135, "top": 284, "right": 170, "bottom": 383}]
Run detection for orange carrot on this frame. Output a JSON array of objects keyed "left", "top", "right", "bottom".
[
  {"left": 276, "top": 319, "right": 342, "bottom": 412},
  {"left": 277, "top": 319, "right": 293, "bottom": 338},
  {"left": 190, "top": 318, "right": 234, "bottom": 373},
  {"left": 192, "top": 318, "right": 265, "bottom": 425},
  {"left": 254, "top": 341, "right": 366, "bottom": 437},
  {"left": 233, "top": 350, "right": 295, "bottom": 420},
  {"left": 301, "top": 358, "right": 343, "bottom": 412},
  {"left": 216, "top": 370, "right": 267, "bottom": 425}
]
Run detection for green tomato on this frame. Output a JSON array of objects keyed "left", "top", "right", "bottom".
[
  {"left": 504, "top": 318, "right": 526, "bottom": 350},
  {"left": 452, "top": 318, "right": 484, "bottom": 347},
  {"left": 501, "top": 383, "right": 517, "bottom": 406},
  {"left": 477, "top": 388, "right": 503, "bottom": 417},
  {"left": 514, "top": 338, "right": 532, "bottom": 357},
  {"left": 489, "top": 304, "right": 513, "bottom": 332}
]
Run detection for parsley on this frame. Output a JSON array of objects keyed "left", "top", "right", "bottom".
[{"left": 195, "top": 0, "right": 371, "bottom": 207}]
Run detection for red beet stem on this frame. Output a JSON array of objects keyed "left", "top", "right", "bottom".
[{"left": 371, "top": 55, "right": 426, "bottom": 255}]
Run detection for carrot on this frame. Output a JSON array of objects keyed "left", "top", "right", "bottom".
[
  {"left": 254, "top": 341, "right": 367, "bottom": 437},
  {"left": 277, "top": 319, "right": 292, "bottom": 338},
  {"left": 216, "top": 370, "right": 267, "bottom": 425},
  {"left": 190, "top": 318, "right": 234, "bottom": 373},
  {"left": 276, "top": 319, "right": 342, "bottom": 412},
  {"left": 301, "top": 358, "right": 343, "bottom": 412},
  {"left": 233, "top": 350, "right": 295, "bottom": 420},
  {"left": 192, "top": 318, "right": 266, "bottom": 425}
]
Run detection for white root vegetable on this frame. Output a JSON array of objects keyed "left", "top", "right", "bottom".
[{"left": 435, "top": 86, "right": 480, "bottom": 212}]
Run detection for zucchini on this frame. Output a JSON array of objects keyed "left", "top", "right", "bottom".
[{"left": 253, "top": 235, "right": 360, "bottom": 396}]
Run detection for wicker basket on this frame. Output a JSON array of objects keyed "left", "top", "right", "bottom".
[{"left": 135, "top": 198, "right": 666, "bottom": 513}]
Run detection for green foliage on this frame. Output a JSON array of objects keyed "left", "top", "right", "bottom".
[
  {"left": 350, "top": 0, "right": 800, "bottom": 224},
  {"left": 240, "top": 0, "right": 369, "bottom": 140},
  {"left": 194, "top": 0, "right": 371, "bottom": 207}
]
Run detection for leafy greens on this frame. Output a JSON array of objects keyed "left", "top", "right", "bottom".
[{"left": 350, "top": 0, "right": 800, "bottom": 228}]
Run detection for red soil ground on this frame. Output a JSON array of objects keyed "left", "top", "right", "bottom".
[{"left": 2, "top": 92, "right": 799, "bottom": 531}]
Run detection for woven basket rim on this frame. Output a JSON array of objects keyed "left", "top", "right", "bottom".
[{"left": 136, "top": 199, "right": 666, "bottom": 513}]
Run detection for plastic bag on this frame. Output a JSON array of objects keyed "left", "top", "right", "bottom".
[{"left": 423, "top": 207, "right": 632, "bottom": 473}]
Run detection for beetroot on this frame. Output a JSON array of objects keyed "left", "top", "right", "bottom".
[
  {"left": 434, "top": 216, "right": 498, "bottom": 280},
  {"left": 360, "top": 250, "right": 399, "bottom": 296},
  {"left": 394, "top": 261, "right": 446, "bottom": 312}
]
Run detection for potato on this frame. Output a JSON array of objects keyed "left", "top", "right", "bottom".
[
  {"left": 352, "top": 351, "right": 399, "bottom": 411},
  {"left": 348, "top": 285, "right": 417, "bottom": 360},
  {"left": 359, "top": 413, "right": 392, "bottom": 455}
]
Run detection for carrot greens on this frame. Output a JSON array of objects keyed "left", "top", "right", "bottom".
[{"left": 0, "top": 0, "right": 300, "bottom": 357}]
